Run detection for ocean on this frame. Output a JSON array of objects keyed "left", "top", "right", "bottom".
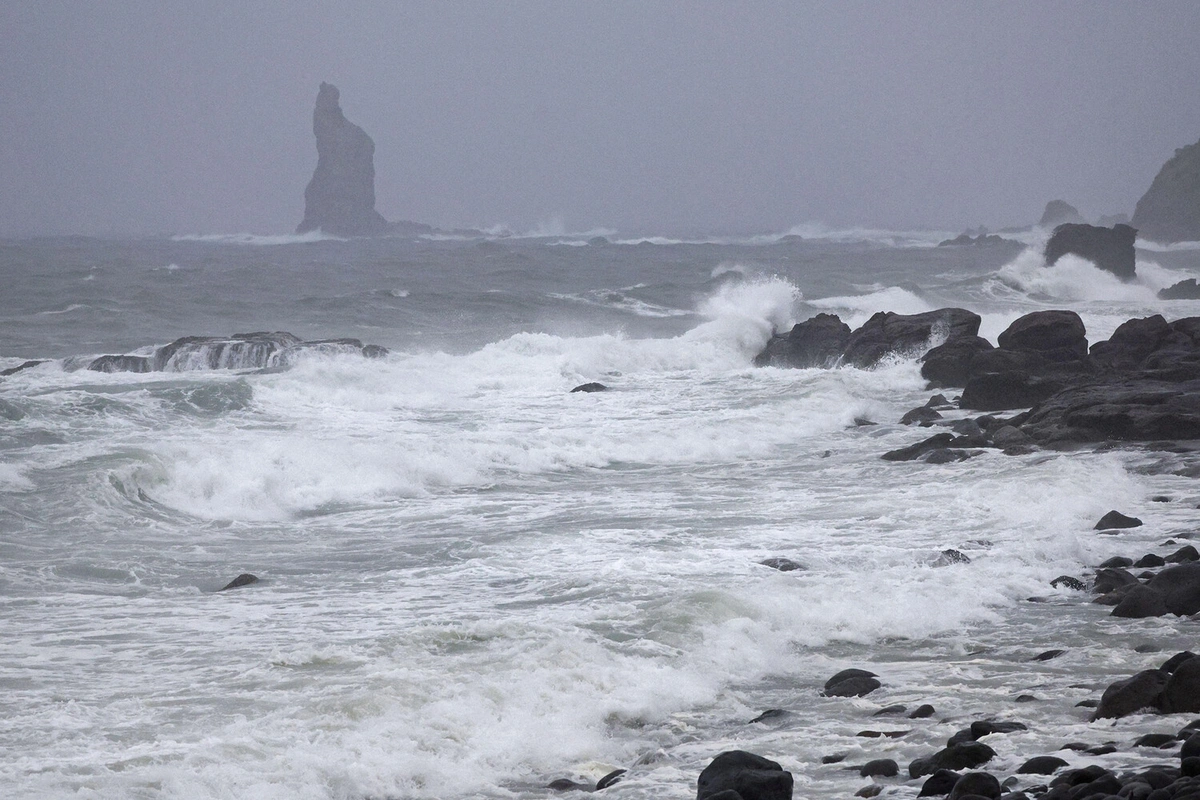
[{"left": 2, "top": 226, "right": 1200, "bottom": 799}]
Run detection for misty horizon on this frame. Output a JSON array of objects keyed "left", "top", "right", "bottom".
[{"left": 3, "top": 1, "right": 1200, "bottom": 238}]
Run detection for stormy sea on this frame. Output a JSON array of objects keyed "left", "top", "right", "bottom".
[{"left": 3, "top": 225, "right": 1200, "bottom": 799}]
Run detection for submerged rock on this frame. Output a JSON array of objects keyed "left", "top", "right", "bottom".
[
  {"left": 1133, "top": 136, "right": 1200, "bottom": 243},
  {"left": 1044, "top": 223, "right": 1137, "bottom": 281},
  {"left": 86, "top": 331, "right": 387, "bottom": 374},
  {"left": 297, "top": 82, "right": 389, "bottom": 237},
  {"left": 570, "top": 382, "right": 608, "bottom": 393},
  {"left": 219, "top": 573, "right": 259, "bottom": 591}
]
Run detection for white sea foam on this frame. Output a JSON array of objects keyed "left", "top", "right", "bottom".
[{"left": 0, "top": 462, "right": 34, "bottom": 491}]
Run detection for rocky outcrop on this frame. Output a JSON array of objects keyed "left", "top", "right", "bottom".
[
  {"left": 842, "top": 309, "right": 980, "bottom": 368},
  {"left": 697, "top": 751, "right": 793, "bottom": 800},
  {"left": 1044, "top": 223, "right": 1137, "bottom": 281},
  {"left": 1160, "top": 279, "right": 1200, "bottom": 300},
  {"left": 297, "top": 82, "right": 389, "bottom": 237},
  {"left": 86, "top": 331, "right": 388, "bottom": 373},
  {"left": 1039, "top": 200, "right": 1085, "bottom": 227},
  {"left": 754, "top": 313, "right": 851, "bottom": 368},
  {"left": 1132, "top": 137, "right": 1200, "bottom": 243}
]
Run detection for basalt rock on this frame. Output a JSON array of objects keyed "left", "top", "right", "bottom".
[
  {"left": 949, "top": 772, "right": 1001, "bottom": 800},
  {"left": 921, "top": 336, "right": 995, "bottom": 387},
  {"left": 1017, "top": 378, "right": 1200, "bottom": 443},
  {"left": 1095, "top": 510, "right": 1143, "bottom": 530},
  {"left": 1044, "top": 223, "right": 1137, "bottom": 281},
  {"left": 297, "top": 82, "right": 389, "bottom": 237},
  {"left": 997, "top": 311, "right": 1089, "bottom": 363},
  {"left": 219, "top": 573, "right": 260, "bottom": 591},
  {"left": 86, "top": 331, "right": 387, "bottom": 374},
  {"left": 1093, "top": 669, "right": 1170, "bottom": 719},
  {"left": 1161, "top": 279, "right": 1200, "bottom": 300},
  {"left": 1090, "top": 315, "right": 1173, "bottom": 371},
  {"left": 1148, "top": 564, "right": 1200, "bottom": 616},
  {"left": 1132, "top": 136, "right": 1200, "bottom": 243}
]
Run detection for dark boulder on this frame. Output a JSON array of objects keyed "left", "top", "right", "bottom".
[
  {"left": 0, "top": 359, "right": 47, "bottom": 377},
  {"left": 1093, "top": 669, "right": 1170, "bottom": 719},
  {"left": 902, "top": 406, "right": 944, "bottom": 425},
  {"left": 696, "top": 751, "right": 793, "bottom": 800},
  {"left": 910, "top": 704, "right": 937, "bottom": 718},
  {"left": 1137, "top": 554, "right": 1168, "bottom": 568},
  {"left": 824, "top": 675, "right": 882, "bottom": 697},
  {"left": 919, "top": 770, "right": 962, "bottom": 796},
  {"left": 949, "top": 772, "right": 1002, "bottom": 800},
  {"left": 1091, "top": 315, "right": 1173, "bottom": 371},
  {"left": 1051, "top": 575, "right": 1087, "bottom": 591},
  {"left": 823, "top": 668, "right": 877, "bottom": 691},
  {"left": 911, "top": 743, "right": 996, "bottom": 778},
  {"left": 1133, "top": 733, "right": 1178, "bottom": 748},
  {"left": 1017, "top": 756, "right": 1068, "bottom": 775},
  {"left": 860, "top": 759, "right": 899, "bottom": 778},
  {"left": 596, "top": 769, "right": 626, "bottom": 790},
  {"left": 1159, "top": 656, "right": 1200, "bottom": 714},
  {"left": 1132, "top": 136, "right": 1200, "bottom": 243},
  {"left": 1095, "top": 510, "right": 1144, "bottom": 530},
  {"left": 1092, "top": 568, "right": 1139, "bottom": 594},
  {"left": 570, "top": 382, "right": 608, "bottom": 393},
  {"left": 1166, "top": 545, "right": 1200, "bottom": 563},
  {"left": 1111, "top": 585, "right": 1169, "bottom": 618},
  {"left": 842, "top": 309, "right": 981, "bottom": 368},
  {"left": 960, "top": 371, "right": 1065, "bottom": 411},
  {"left": 1044, "top": 223, "right": 1137, "bottom": 281},
  {"left": 997, "top": 311, "right": 1089, "bottom": 363},
  {"left": 748, "top": 709, "right": 787, "bottom": 724},
  {"left": 881, "top": 433, "right": 955, "bottom": 462},
  {"left": 1099, "top": 556, "right": 1134, "bottom": 568},
  {"left": 297, "top": 82, "right": 389, "bottom": 236},
  {"left": 1148, "top": 564, "right": 1200, "bottom": 615},
  {"left": 754, "top": 313, "right": 852, "bottom": 368},
  {"left": 921, "top": 336, "right": 996, "bottom": 387}
]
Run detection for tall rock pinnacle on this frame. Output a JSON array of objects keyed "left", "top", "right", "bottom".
[
  {"left": 1132, "top": 136, "right": 1200, "bottom": 243},
  {"left": 296, "top": 82, "right": 389, "bottom": 236}
]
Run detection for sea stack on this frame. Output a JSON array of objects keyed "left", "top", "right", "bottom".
[
  {"left": 1039, "top": 200, "right": 1085, "bottom": 228},
  {"left": 296, "top": 82, "right": 389, "bottom": 237},
  {"left": 1132, "top": 136, "right": 1200, "bottom": 243}
]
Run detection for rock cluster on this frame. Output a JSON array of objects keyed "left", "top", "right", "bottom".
[{"left": 1043, "top": 223, "right": 1137, "bottom": 281}]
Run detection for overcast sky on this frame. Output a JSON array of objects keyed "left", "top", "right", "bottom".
[{"left": 3, "top": 1, "right": 1199, "bottom": 237}]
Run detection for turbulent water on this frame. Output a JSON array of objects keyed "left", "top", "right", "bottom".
[{"left": 3, "top": 227, "right": 1200, "bottom": 799}]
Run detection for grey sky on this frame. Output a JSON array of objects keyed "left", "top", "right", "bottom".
[{"left": 3, "top": 1, "right": 1199, "bottom": 237}]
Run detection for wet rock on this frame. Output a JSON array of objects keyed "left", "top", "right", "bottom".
[
  {"left": 921, "top": 336, "right": 996, "bottom": 388},
  {"left": 1159, "top": 656, "right": 1200, "bottom": 714},
  {"left": 548, "top": 778, "right": 589, "bottom": 791},
  {"left": 1136, "top": 554, "right": 1168, "bottom": 568},
  {"left": 219, "top": 573, "right": 260, "bottom": 591},
  {"left": 1100, "top": 556, "right": 1136, "bottom": 568},
  {"left": 1111, "top": 585, "right": 1169, "bottom": 618},
  {"left": 1017, "top": 756, "right": 1068, "bottom": 775},
  {"left": 0, "top": 359, "right": 47, "bottom": 377},
  {"left": 1044, "top": 223, "right": 1137, "bottom": 281},
  {"left": 949, "top": 772, "right": 1002, "bottom": 800},
  {"left": 754, "top": 313, "right": 852, "bottom": 369},
  {"left": 1090, "top": 315, "right": 1173, "bottom": 370},
  {"left": 910, "top": 742, "right": 996, "bottom": 778},
  {"left": 1017, "top": 378, "right": 1200, "bottom": 444},
  {"left": 1166, "top": 545, "right": 1200, "bottom": 563},
  {"left": 918, "top": 769, "right": 962, "bottom": 796},
  {"left": 855, "top": 786, "right": 882, "bottom": 798},
  {"left": 902, "top": 406, "right": 944, "bottom": 425},
  {"left": 825, "top": 675, "right": 881, "bottom": 697},
  {"left": 1040, "top": 200, "right": 1085, "bottom": 227},
  {"left": 596, "top": 769, "right": 626, "bottom": 790},
  {"left": 1148, "top": 565, "right": 1200, "bottom": 615},
  {"left": 1030, "top": 649, "right": 1066, "bottom": 662},
  {"left": 570, "top": 382, "right": 608, "bottom": 393},
  {"left": 759, "top": 557, "right": 804, "bottom": 572},
  {"left": 1095, "top": 510, "right": 1144, "bottom": 530},
  {"left": 923, "top": 448, "right": 981, "bottom": 464},
  {"left": 1134, "top": 733, "right": 1178, "bottom": 748},
  {"left": 1093, "top": 567, "right": 1139, "bottom": 594},
  {"left": 1182, "top": 733, "right": 1200, "bottom": 759},
  {"left": 881, "top": 433, "right": 955, "bottom": 462},
  {"left": 822, "top": 753, "right": 847, "bottom": 764},
  {"left": 873, "top": 704, "right": 907, "bottom": 717},
  {"left": 910, "top": 704, "right": 937, "bottom": 719},
  {"left": 89, "top": 354, "right": 152, "bottom": 373},
  {"left": 843, "top": 308, "right": 982, "bottom": 369},
  {"left": 1093, "top": 669, "right": 1170, "bottom": 719},
  {"left": 960, "top": 371, "right": 1066, "bottom": 412},
  {"left": 696, "top": 750, "right": 793, "bottom": 800},
  {"left": 934, "top": 549, "right": 972, "bottom": 566},
  {"left": 998, "top": 310, "right": 1090, "bottom": 362},
  {"left": 1051, "top": 576, "right": 1086, "bottom": 591},
  {"left": 860, "top": 759, "right": 899, "bottom": 778},
  {"left": 748, "top": 709, "right": 787, "bottom": 724}
]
